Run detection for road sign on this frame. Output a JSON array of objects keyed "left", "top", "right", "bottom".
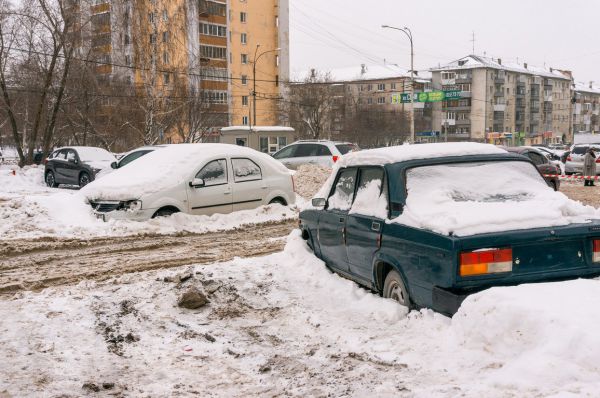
[{"left": 391, "top": 90, "right": 463, "bottom": 104}]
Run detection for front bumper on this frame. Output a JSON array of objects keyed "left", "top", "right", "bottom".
[{"left": 93, "top": 208, "right": 155, "bottom": 222}]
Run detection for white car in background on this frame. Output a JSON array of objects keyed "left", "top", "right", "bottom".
[
  {"left": 111, "top": 145, "right": 167, "bottom": 169},
  {"left": 81, "top": 144, "right": 295, "bottom": 220},
  {"left": 272, "top": 140, "right": 359, "bottom": 169},
  {"left": 565, "top": 143, "right": 600, "bottom": 175}
]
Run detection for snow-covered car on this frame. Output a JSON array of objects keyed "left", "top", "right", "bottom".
[
  {"left": 272, "top": 140, "right": 359, "bottom": 169},
  {"left": 300, "top": 143, "right": 600, "bottom": 315},
  {"left": 44, "top": 146, "right": 117, "bottom": 188},
  {"left": 82, "top": 143, "right": 295, "bottom": 221},
  {"left": 565, "top": 144, "right": 600, "bottom": 175},
  {"left": 111, "top": 145, "right": 167, "bottom": 170}
]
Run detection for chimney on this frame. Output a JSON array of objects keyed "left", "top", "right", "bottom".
[
  {"left": 550, "top": 67, "right": 553, "bottom": 73},
  {"left": 497, "top": 58, "right": 502, "bottom": 65},
  {"left": 590, "top": 81, "right": 594, "bottom": 89},
  {"left": 310, "top": 68, "right": 316, "bottom": 79},
  {"left": 360, "top": 64, "right": 367, "bottom": 75},
  {"left": 524, "top": 63, "right": 528, "bottom": 69}
]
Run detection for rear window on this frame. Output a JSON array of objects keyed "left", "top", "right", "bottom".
[
  {"left": 572, "top": 146, "right": 589, "bottom": 155},
  {"left": 335, "top": 144, "right": 358, "bottom": 155}
]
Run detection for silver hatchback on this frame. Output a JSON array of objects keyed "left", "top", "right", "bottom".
[
  {"left": 565, "top": 144, "right": 600, "bottom": 175},
  {"left": 272, "top": 140, "right": 359, "bottom": 169}
]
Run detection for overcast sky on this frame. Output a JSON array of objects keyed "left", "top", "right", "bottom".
[{"left": 289, "top": 0, "right": 600, "bottom": 84}]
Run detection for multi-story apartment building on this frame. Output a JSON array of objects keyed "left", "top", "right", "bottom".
[
  {"left": 73, "top": 0, "right": 288, "bottom": 142},
  {"left": 431, "top": 55, "right": 572, "bottom": 145},
  {"left": 572, "top": 82, "right": 600, "bottom": 134}
]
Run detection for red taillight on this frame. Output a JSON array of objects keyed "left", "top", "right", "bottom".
[
  {"left": 567, "top": 156, "right": 572, "bottom": 161},
  {"left": 593, "top": 240, "right": 600, "bottom": 262},
  {"left": 459, "top": 248, "right": 513, "bottom": 276},
  {"left": 595, "top": 158, "right": 600, "bottom": 164},
  {"left": 332, "top": 155, "right": 339, "bottom": 163},
  {"left": 44, "top": 158, "right": 48, "bottom": 165}
]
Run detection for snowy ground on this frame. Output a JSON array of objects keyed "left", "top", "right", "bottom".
[
  {"left": 2, "top": 233, "right": 600, "bottom": 397},
  {"left": 4, "top": 163, "right": 600, "bottom": 396}
]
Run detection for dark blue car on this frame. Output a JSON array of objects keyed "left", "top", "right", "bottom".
[{"left": 299, "top": 144, "right": 600, "bottom": 315}]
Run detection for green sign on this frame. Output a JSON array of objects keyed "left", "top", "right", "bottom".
[{"left": 391, "top": 90, "right": 463, "bottom": 104}]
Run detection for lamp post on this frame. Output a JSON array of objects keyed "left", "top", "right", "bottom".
[
  {"left": 382, "top": 25, "right": 414, "bottom": 144},
  {"left": 251, "top": 45, "right": 280, "bottom": 129}
]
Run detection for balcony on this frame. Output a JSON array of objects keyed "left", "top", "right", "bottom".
[
  {"left": 444, "top": 104, "right": 471, "bottom": 112},
  {"left": 544, "top": 104, "right": 553, "bottom": 113},
  {"left": 494, "top": 91, "right": 505, "bottom": 97},
  {"left": 493, "top": 104, "right": 507, "bottom": 112},
  {"left": 460, "top": 91, "right": 472, "bottom": 98},
  {"left": 442, "top": 119, "right": 456, "bottom": 126},
  {"left": 493, "top": 112, "right": 504, "bottom": 122},
  {"left": 517, "top": 75, "right": 527, "bottom": 84},
  {"left": 531, "top": 102, "right": 540, "bottom": 113},
  {"left": 455, "top": 118, "right": 470, "bottom": 126},
  {"left": 544, "top": 83, "right": 553, "bottom": 91},
  {"left": 441, "top": 78, "right": 456, "bottom": 85},
  {"left": 494, "top": 74, "right": 506, "bottom": 84},
  {"left": 544, "top": 94, "right": 553, "bottom": 102},
  {"left": 455, "top": 73, "right": 472, "bottom": 84},
  {"left": 516, "top": 90, "right": 526, "bottom": 98},
  {"left": 516, "top": 100, "right": 526, "bottom": 108},
  {"left": 530, "top": 90, "right": 540, "bottom": 98}
]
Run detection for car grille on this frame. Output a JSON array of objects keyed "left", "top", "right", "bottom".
[{"left": 90, "top": 201, "right": 122, "bottom": 213}]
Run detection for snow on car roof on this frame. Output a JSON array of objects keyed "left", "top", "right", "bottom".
[
  {"left": 81, "top": 143, "right": 284, "bottom": 201},
  {"left": 336, "top": 142, "right": 507, "bottom": 168}
]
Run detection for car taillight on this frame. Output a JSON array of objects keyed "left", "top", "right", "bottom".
[
  {"left": 567, "top": 156, "right": 572, "bottom": 161},
  {"left": 332, "top": 155, "right": 339, "bottom": 163},
  {"left": 595, "top": 158, "right": 600, "bottom": 164},
  {"left": 459, "top": 248, "right": 513, "bottom": 276},
  {"left": 593, "top": 240, "right": 600, "bottom": 262},
  {"left": 44, "top": 158, "right": 48, "bottom": 165}
]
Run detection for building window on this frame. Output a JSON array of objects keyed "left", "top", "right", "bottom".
[
  {"left": 367, "top": 84, "right": 372, "bottom": 91},
  {"left": 201, "top": 0, "right": 226, "bottom": 17},
  {"left": 367, "top": 98, "right": 373, "bottom": 104},
  {"left": 162, "top": 31, "right": 169, "bottom": 43},
  {"left": 241, "top": 75, "right": 248, "bottom": 85},
  {"left": 275, "top": 55, "right": 279, "bottom": 66},
  {"left": 162, "top": 9, "right": 168, "bottom": 22},
  {"left": 163, "top": 51, "right": 169, "bottom": 64},
  {"left": 148, "top": 12, "right": 154, "bottom": 23},
  {"left": 149, "top": 34, "right": 156, "bottom": 44},
  {"left": 242, "top": 116, "right": 249, "bottom": 125},
  {"left": 242, "top": 96, "right": 248, "bottom": 106},
  {"left": 240, "top": 12, "right": 247, "bottom": 22},
  {"left": 377, "top": 83, "right": 385, "bottom": 91},
  {"left": 164, "top": 73, "right": 170, "bottom": 84},
  {"left": 391, "top": 83, "right": 396, "bottom": 90},
  {"left": 200, "top": 68, "right": 228, "bottom": 81},
  {"left": 200, "top": 23, "right": 227, "bottom": 37},
  {"left": 377, "top": 97, "right": 385, "bottom": 104},
  {"left": 241, "top": 54, "right": 248, "bottom": 64},
  {"left": 200, "top": 45, "right": 227, "bottom": 59},
  {"left": 241, "top": 33, "right": 247, "bottom": 44},
  {"left": 124, "top": 34, "right": 130, "bottom": 45},
  {"left": 275, "top": 74, "right": 279, "bottom": 87},
  {"left": 203, "top": 90, "right": 228, "bottom": 104},
  {"left": 125, "top": 55, "right": 131, "bottom": 66}
]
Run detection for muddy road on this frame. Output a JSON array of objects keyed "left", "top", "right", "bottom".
[{"left": 0, "top": 220, "right": 296, "bottom": 296}]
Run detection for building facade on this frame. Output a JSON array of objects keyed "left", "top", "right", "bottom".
[
  {"left": 431, "top": 55, "right": 572, "bottom": 145},
  {"left": 572, "top": 82, "right": 600, "bottom": 134}
]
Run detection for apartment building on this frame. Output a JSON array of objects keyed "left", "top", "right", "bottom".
[
  {"left": 73, "top": 0, "right": 288, "bottom": 140},
  {"left": 572, "top": 82, "right": 600, "bottom": 134},
  {"left": 431, "top": 55, "right": 572, "bottom": 145}
]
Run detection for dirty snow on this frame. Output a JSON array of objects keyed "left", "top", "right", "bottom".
[{"left": 2, "top": 232, "right": 600, "bottom": 396}]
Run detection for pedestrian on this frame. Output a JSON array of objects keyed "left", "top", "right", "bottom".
[{"left": 583, "top": 148, "right": 597, "bottom": 187}]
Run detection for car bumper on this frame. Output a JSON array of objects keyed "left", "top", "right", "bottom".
[{"left": 93, "top": 208, "right": 155, "bottom": 222}]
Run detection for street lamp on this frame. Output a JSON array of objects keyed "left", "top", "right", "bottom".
[
  {"left": 251, "top": 45, "right": 280, "bottom": 129},
  {"left": 382, "top": 25, "right": 415, "bottom": 144}
]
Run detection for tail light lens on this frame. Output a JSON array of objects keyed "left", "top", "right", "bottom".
[
  {"left": 332, "top": 155, "right": 339, "bottom": 163},
  {"left": 593, "top": 240, "right": 600, "bottom": 262},
  {"left": 459, "top": 248, "right": 513, "bottom": 276},
  {"left": 567, "top": 156, "right": 572, "bottom": 161},
  {"left": 595, "top": 158, "right": 600, "bottom": 164}
]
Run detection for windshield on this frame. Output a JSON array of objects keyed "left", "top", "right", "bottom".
[{"left": 76, "top": 147, "right": 115, "bottom": 162}]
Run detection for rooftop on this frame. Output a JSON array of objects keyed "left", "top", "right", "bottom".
[
  {"left": 574, "top": 81, "right": 600, "bottom": 95},
  {"left": 295, "top": 64, "right": 432, "bottom": 84},
  {"left": 431, "top": 55, "right": 571, "bottom": 81},
  {"left": 221, "top": 126, "right": 295, "bottom": 133}
]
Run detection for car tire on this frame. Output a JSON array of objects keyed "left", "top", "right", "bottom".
[
  {"left": 79, "top": 172, "right": 90, "bottom": 188},
  {"left": 383, "top": 269, "right": 411, "bottom": 309},
  {"left": 45, "top": 171, "right": 58, "bottom": 188},
  {"left": 152, "top": 207, "right": 179, "bottom": 218}
]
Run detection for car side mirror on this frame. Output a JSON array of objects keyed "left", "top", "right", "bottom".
[
  {"left": 110, "top": 161, "right": 117, "bottom": 169},
  {"left": 189, "top": 178, "right": 205, "bottom": 188},
  {"left": 312, "top": 198, "right": 326, "bottom": 208}
]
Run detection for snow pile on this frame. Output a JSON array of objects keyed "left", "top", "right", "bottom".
[
  {"left": 3, "top": 232, "right": 600, "bottom": 396},
  {"left": 396, "top": 160, "right": 599, "bottom": 236},
  {"left": 292, "top": 164, "right": 332, "bottom": 199},
  {"left": 0, "top": 166, "right": 49, "bottom": 198},
  {"left": 452, "top": 279, "right": 600, "bottom": 389}
]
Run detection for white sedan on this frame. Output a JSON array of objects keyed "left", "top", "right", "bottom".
[{"left": 81, "top": 143, "right": 295, "bottom": 220}]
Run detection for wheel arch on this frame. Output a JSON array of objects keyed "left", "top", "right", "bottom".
[{"left": 372, "top": 254, "right": 410, "bottom": 296}]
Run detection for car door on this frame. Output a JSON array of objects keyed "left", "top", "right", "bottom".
[
  {"left": 345, "top": 167, "right": 388, "bottom": 282},
  {"left": 186, "top": 158, "right": 233, "bottom": 216},
  {"left": 317, "top": 168, "right": 357, "bottom": 272},
  {"left": 52, "top": 149, "right": 69, "bottom": 183},
  {"left": 272, "top": 145, "right": 297, "bottom": 169},
  {"left": 290, "top": 144, "right": 319, "bottom": 168},
  {"left": 231, "top": 157, "right": 265, "bottom": 211},
  {"left": 65, "top": 149, "right": 81, "bottom": 184}
]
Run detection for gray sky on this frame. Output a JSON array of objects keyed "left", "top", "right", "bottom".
[{"left": 289, "top": 0, "right": 600, "bottom": 84}]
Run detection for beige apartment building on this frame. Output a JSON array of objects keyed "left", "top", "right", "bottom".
[
  {"left": 431, "top": 55, "right": 572, "bottom": 145},
  {"left": 573, "top": 82, "right": 600, "bottom": 134},
  {"left": 73, "top": 0, "right": 289, "bottom": 141}
]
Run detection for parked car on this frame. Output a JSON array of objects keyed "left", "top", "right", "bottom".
[
  {"left": 549, "top": 143, "right": 568, "bottom": 151},
  {"left": 503, "top": 146, "right": 561, "bottom": 190},
  {"left": 272, "top": 140, "right": 359, "bottom": 169},
  {"left": 82, "top": 143, "right": 295, "bottom": 221},
  {"left": 565, "top": 144, "right": 600, "bottom": 175},
  {"left": 44, "top": 146, "right": 117, "bottom": 188},
  {"left": 111, "top": 145, "right": 167, "bottom": 169},
  {"left": 299, "top": 143, "right": 600, "bottom": 315}
]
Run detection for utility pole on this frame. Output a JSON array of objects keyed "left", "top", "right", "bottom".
[
  {"left": 382, "top": 25, "right": 415, "bottom": 144},
  {"left": 252, "top": 45, "right": 280, "bottom": 129}
]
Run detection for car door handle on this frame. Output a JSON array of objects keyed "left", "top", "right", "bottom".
[
  {"left": 371, "top": 221, "right": 381, "bottom": 232},
  {"left": 339, "top": 217, "right": 345, "bottom": 223}
]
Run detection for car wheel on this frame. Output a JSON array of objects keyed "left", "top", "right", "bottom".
[
  {"left": 152, "top": 207, "right": 179, "bottom": 218},
  {"left": 79, "top": 172, "right": 90, "bottom": 188},
  {"left": 383, "top": 270, "right": 411, "bottom": 309},
  {"left": 269, "top": 197, "right": 287, "bottom": 206},
  {"left": 45, "top": 171, "right": 58, "bottom": 188}
]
